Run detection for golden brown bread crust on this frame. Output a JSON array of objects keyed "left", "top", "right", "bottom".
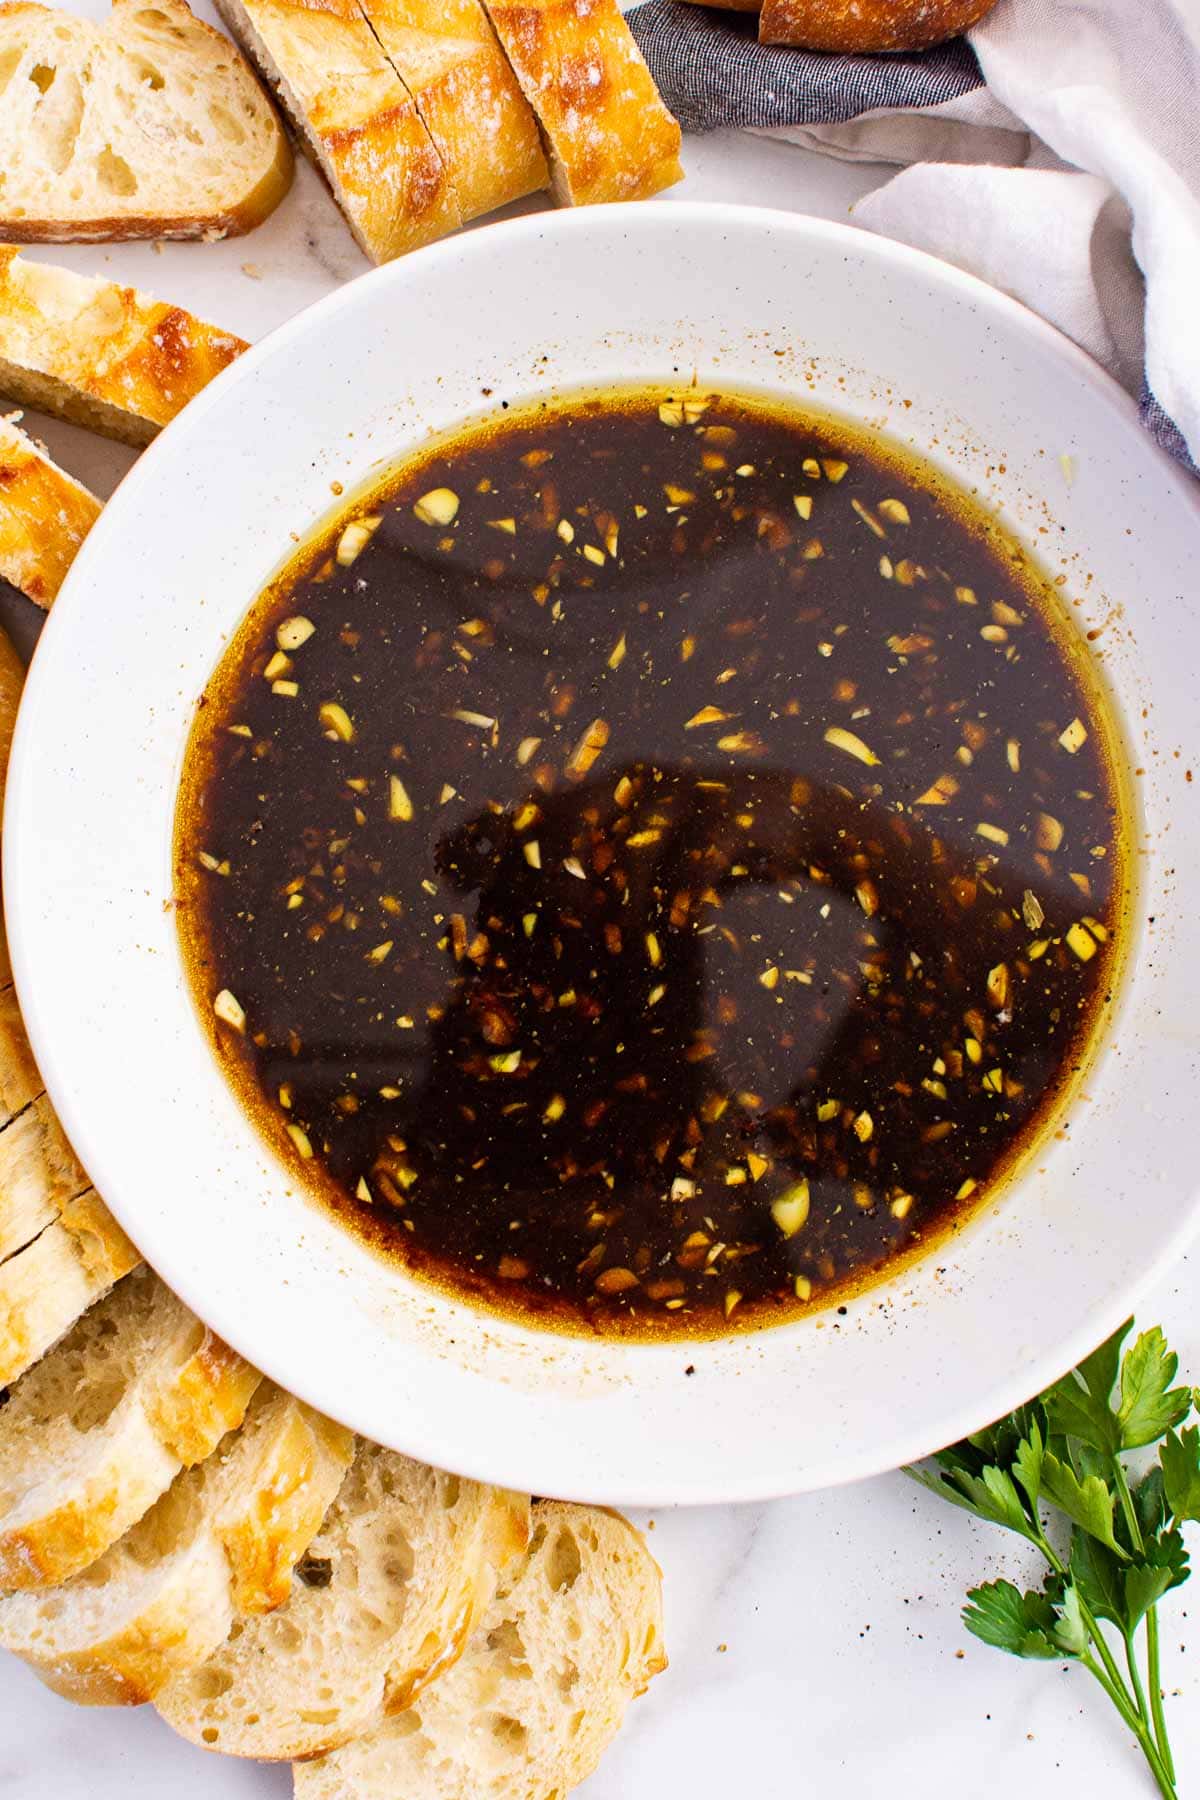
[
  {"left": 0, "top": 416, "right": 101, "bottom": 606},
  {"left": 358, "top": 0, "right": 548, "bottom": 222},
  {"left": 0, "top": 1200, "right": 143, "bottom": 1395},
  {"left": 481, "top": 0, "right": 683, "bottom": 206},
  {"left": 758, "top": 0, "right": 998, "bottom": 52},
  {"left": 0, "top": 248, "right": 247, "bottom": 447},
  {"left": 216, "top": 0, "right": 461, "bottom": 263},
  {"left": 223, "top": 1405, "right": 355, "bottom": 1615}
]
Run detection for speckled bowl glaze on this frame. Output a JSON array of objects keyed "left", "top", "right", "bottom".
[{"left": 7, "top": 205, "right": 1200, "bottom": 1504}]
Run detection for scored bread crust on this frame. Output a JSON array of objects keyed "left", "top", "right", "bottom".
[
  {"left": 356, "top": 0, "right": 547, "bottom": 223},
  {"left": 0, "top": 0, "right": 293, "bottom": 242},
  {"left": 0, "top": 1384, "right": 355, "bottom": 1705},
  {"left": 295, "top": 1500, "right": 667, "bottom": 1800},
  {"left": 0, "top": 1267, "right": 261, "bottom": 1589},
  {"left": 0, "top": 1191, "right": 141, "bottom": 1390},
  {"left": 0, "top": 414, "right": 102, "bottom": 606},
  {"left": 758, "top": 0, "right": 997, "bottom": 50},
  {"left": 215, "top": 0, "right": 461, "bottom": 265},
  {"left": 0, "top": 1093, "right": 90, "bottom": 1264},
  {"left": 480, "top": 0, "right": 683, "bottom": 206},
  {"left": 0, "top": 248, "right": 248, "bottom": 448},
  {"left": 155, "top": 1445, "right": 530, "bottom": 1760}
]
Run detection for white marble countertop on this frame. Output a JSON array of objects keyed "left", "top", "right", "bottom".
[{"left": 3, "top": 9, "right": 1197, "bottom": 1795}]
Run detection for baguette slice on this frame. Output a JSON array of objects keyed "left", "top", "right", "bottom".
[
  {"left": 0, "top": 1093, "right": 90, "bottom": 1264},
  {"left": 0, "top": 619, "right": 21, "bottom": 985},
  {"left": 0, "top": 413, "right": 101, "bottom": 606},
  {"left": 357, "top": 0, "right": 547, "bottom": 222},
  {"left": 295, "top": 1501, "right": 667, "bottom": 1800},
  {"left": 0, "top": 1383, "right": 354, "bottom": 1704},
  {"left": 0, "top": 1266, "right": 260, "bottom": 1589},
  {"left": 0, "top": 248, "right": 248, "bottom": 448},
  {"left": 0, "top": 977, "right": 45, "bottom": 1123},
  {"left": 156, "top": 1444, "right": 529, "bottom": 1760},
  {"left": 0, "top": 1189, "right": 141, "bottom": 1390},
  {"left": 0, "top": 0, "right": 293, "bottom": 243},
  {"left": 215, "top": 0, "right": 461, "bottom": 264},
  {"left": 480, "top": 0, "right": 683, "bottom": 206}
]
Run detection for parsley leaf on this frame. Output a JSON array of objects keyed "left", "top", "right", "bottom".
[
  {"left": 1012, "top": 1421, "right": 1044, "bottom": 1512},
  {"left": 1040, "top": 1450, "right": 1126, "bottom": 1556},
  {"left": 1161, "top": 1425, "right": 1200, "bottom": 1524},
  {"left": 1119, "top": 1329, "right": 1193, "bottom": 1450},
  {"left": 1123, "top": 1534, "right": 1189, "bottom": 1629},
  {"left": 1052, "top": 1582, "right": 1092, "bottom": 1656},
  {"left": 1069, "top": 1528, "right": 1125, "bottom": 1626},
  {"left": 1136, "top": 1466, "right": 1168, "bottom": 1539},
  {"left": 912, "top": 1321, "right": 1195, "bottom": 1800},
  {"left": 963, "top": 1581, "right": 1063, "bottom": 1660},
  {"left": 1044, "top": 1322, "right": 1129, "bottom": 1452},
  {"left": 907, "top": 1462, "right": 1038, "bottom": 1543}
]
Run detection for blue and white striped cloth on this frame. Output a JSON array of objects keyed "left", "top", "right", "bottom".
[{"left": 629, "top": 0, "right": 1200, "bottom": 475}]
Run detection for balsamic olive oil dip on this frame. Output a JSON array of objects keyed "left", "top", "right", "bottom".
[{"left": 176, "top": 388, "right": 1126, "bottom": 1338}]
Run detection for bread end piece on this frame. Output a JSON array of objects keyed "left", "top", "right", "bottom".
[
  {"left": 482, "top": 0, "right": 683, "bottom": 207},
  {"left": 759, "top": 0, "right": 998, "bottom": 51}
]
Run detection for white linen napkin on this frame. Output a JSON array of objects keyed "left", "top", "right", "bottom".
[{"left": 851, "top": 0, "right": 1200, "bottom": 468}]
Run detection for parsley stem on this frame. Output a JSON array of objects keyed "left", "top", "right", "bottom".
[
  {"left": 1108, "top": 1454, "right": 1176, "bottom": 1784},
  {"left": 1079, "top": 1652, "right": 1177, "bottom": 1800},
  {"left": 1038, "top": 1533, "right": 1137, "bottom": 1720},
  {"left": 1145, "top": 1611, "right": 1174, "bottom": 1783}
]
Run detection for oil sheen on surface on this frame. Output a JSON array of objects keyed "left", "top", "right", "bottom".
[{"left": 176, "top": 389, "right": 1125, "bottom": 1338}]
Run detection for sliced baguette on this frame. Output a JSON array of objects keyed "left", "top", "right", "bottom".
[
  {"left": 0, "top": 248, "right": 248, "bottom": 448},
  {"left": 357, "top": 0, "right": 547, "bottom": 222},
  {"left": 0, "top": 0, "right": 293, "bottom": 243},
  {"left": 0, "top": 412, "right": 101, "bottom": 606},
  {"left": 0, "top": 618, "right": 21, "bottom": 985},
  {"left": 480, "top": 0, "right": 683, "bottom": 206},
  {"left": 0, "top": 1189, "right": 141, "bottom": 1390},
  {"left": 0, "top": 1266, "right": 260, "bottom": 1589},
  {"left": 295, "top": 1501, "right": 666, "bottom": 1800},
  {"left": 0, "top": 1382, "right": 354, "bottom": 1704},
  {"left": 215, "top": 0, "right": 461, "bottom": 264},
  {"left": 0, "top": 1093, "right": 90, "bottom": 1265},
  {"left": 0, "top": 977, "right": 45, "bottom": 1122},
  {"left": 156, "top": 1444, "right": 529, "bottom": 1760}
]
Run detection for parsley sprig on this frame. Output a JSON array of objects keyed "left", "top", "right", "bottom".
[{"left": 908, "top": 1322, "right": 1200, "bottom": 1798}]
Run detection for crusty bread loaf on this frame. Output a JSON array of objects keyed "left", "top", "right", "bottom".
[
  {"left": 358, "top": 0, "right": 548, "bottom": 223},
  {"left": 0, "top": 1094, "right": 90, "bottom": 1264},
  {"left": 0, "top": 0, "right": 293, "bottom": 242},
  {"left": 0, "top": 1383, "right": 354, "bottom": 1705},
  {"left": 0, "top": 413, "right": 101, "bottom": 606},
  {"left": 0, "top": 1267, "right": 260, "bottom": 1589},
  {"left": 757, "top": 0, "right": 998, "bottom": 51},
  {"left": 481, "top": 0, "right": 683, "bottom": 206},
  {"left": 0, "top": 249, "right": 248, "bottom": 447},
  {"left": 0, "top": 1189, "right": 141, "bottom": 1390},
  {"left": 156, "top": 1445, "right": 529, "bottom": 1759},
  {"left": 295, "top": 1501, "right": 666, "bottom": 1800},
  {"left": 214, "top": 0, "right": 461, "bottom": 264}
]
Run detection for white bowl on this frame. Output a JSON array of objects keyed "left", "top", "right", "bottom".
[{"left": 8, "top": 205, "right": 1200, "bottom": 1505}]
